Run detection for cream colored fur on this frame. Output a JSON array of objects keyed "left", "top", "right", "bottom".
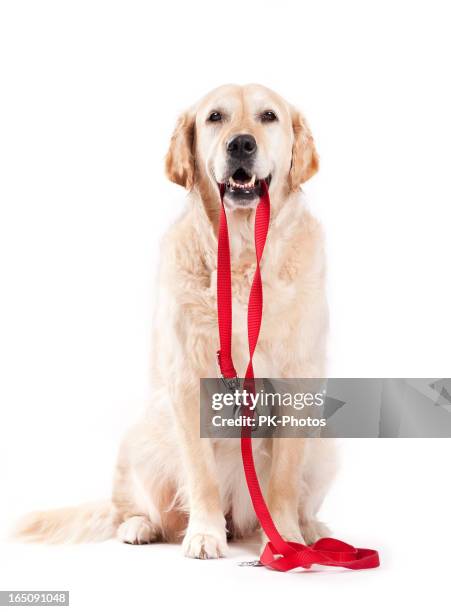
[{"left": 15, "top": 84, "right": 337, "bottom": 558}]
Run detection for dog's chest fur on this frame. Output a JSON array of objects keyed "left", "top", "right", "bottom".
[{"left": 163, "top": 201, "right": 325, "bottom": 380}]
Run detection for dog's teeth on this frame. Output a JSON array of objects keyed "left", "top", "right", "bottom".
[{"left": 228, "top": 174, "right": 256, "bottom": 189}]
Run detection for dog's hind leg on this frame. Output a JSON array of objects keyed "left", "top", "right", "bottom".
[
  {"left": 113, "top": 452, "right": 162, "bottom": 545},
  {"left": 112, "top": 421, "right": 187, "bottom": 545}
]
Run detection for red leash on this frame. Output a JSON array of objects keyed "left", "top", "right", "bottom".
[{"left": 216, "top": 181, "right": 380, "bottom": 571}]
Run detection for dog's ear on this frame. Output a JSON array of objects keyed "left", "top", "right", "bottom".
[
  {"left": 165, "top": 110, "right": 196, "bottom": 190},
  {"left": 288, "top": 108, "right": 319, "bottom": 191}
]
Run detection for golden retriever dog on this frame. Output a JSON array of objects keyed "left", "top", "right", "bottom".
[{"left": 16, "top": 84, "right": 336, "bottom": 559}]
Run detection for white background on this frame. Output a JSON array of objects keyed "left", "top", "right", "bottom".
[{"left": 1, "top": 1, "right": 450, "bottom": 610}]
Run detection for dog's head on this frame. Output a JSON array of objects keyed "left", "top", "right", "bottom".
[{"left": 165, "top": 84, "right": 318, "bottom": 210}]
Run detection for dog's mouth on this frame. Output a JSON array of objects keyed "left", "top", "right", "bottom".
[{"left": 222, "top": 168, "right": 271, "bottom": 203}]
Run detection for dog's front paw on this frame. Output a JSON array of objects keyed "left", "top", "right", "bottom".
[
  {"left": 260, "top": 513, "right": 306, "bottom": 553},
  {"left": 300, "top": 519, "right": 331, "bottom": 545},
  {"left": 182, "top": 531, "right": 227, "bottom": 559},
  {"left": 260, "top": 528, "right": 305, "bottom": 553}
]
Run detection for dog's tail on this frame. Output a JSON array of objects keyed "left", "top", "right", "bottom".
[{"left": 13, "top": 501, "right": 119, "bottom": 544}]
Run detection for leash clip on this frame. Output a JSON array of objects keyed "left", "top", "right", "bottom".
[
  {"left": 221, "top": 376, "right": 240, "bottom": 392},
  {"left": 238, "top": 560, "right": 262, "bottom": 567}
]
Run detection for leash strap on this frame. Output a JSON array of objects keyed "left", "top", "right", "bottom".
[{"left": 216, "top": 181, "right": 380, "bottom": 571}]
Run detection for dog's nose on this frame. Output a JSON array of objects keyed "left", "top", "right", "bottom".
[{"left": 226, "top": 134, "right": 257, "bottom": 159}]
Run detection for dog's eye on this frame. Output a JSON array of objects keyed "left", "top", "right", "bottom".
[
  {"left": 207, "top": 111, "right": 223, "bottom": 123},
  {"left": 260, "top": 110, "right": 278, "bottom": 123}
]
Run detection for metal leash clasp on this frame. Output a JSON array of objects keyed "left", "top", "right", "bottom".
[
  {"left": 216, "top": 353, "right": 258, "bottom": 430},
  {"left": 221, "top": 376, "right": 240, "bottom": 393},
  {"left": 238, "top": 560, "right": 263, "bottom": 567},
  {"left": 220, "top": 374, "right": 260, "bottom": 432},
  {"left": 221, "top": 376, "right": 242, "bottom": 418}
]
